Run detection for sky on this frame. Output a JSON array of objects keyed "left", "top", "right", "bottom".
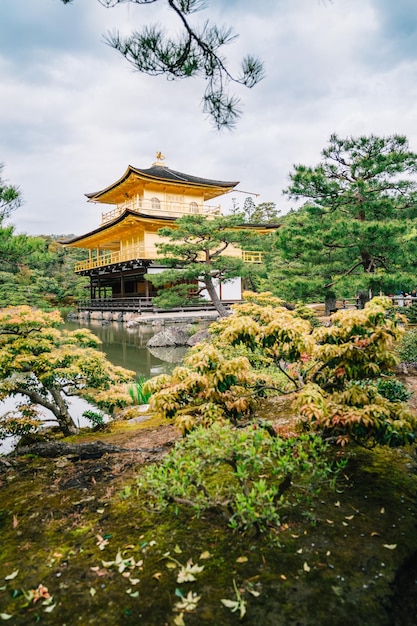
[{"left": 1, "top": 0, "right": 417, "bottom": 235}]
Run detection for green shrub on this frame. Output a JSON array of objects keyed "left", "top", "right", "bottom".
[
  {"left": 128, "top": 375, "right": 152, "bottom": 405},
  {"left": 82, "top": 409, "right": 106, "bottom": 430},
  {"left": 401, "top": 304, "right": 417, "bottom": 324},
  {"left": 376, "top": 378, "right": 412, "bottom": 403},
  {"left": 137, "top": 423, "right": 341, "bottom": 534},
  {"left": 398, "top": 330, "right": 417, "bottom": 363}
]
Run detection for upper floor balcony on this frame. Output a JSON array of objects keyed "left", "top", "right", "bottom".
[
  {"left": 74, "top": 246, "right": 263, "bottom": 273},
  {"left": 101, "top": 197, "right": 221, "bottom": 225}
]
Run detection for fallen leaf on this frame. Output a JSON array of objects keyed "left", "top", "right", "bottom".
[
  {"left": 326, "top": 519, "right": 334, "bottom": 525},
  {"left": 200, "top": 551, "right": 211, "bottom": 560},
  {"left": 303, "top": 562, "right": 311, "bottom": 573},
  {"left": 280, "top": 574, "right": 287, "bottom": 580},
  {"left": 236, "top": 556, "right": 248, "bottom": 563},
  {"left": 152, "top": 572, "right": 162, "bottom": 581},
  {"left": 90, "top": 567, "right": 108, "bottom": 577},
  {"left": 371, "top": 532, "right": 380, "bottom": 537},
  {"left": 4, "top": 570, "right": 18, "bottom": 581},
  {"left": 334, "top": 501, "right": 341, "bottom": 507},
  {"left": 89, "top": 588, "right": 96, "bottom": 597},
  {"left": 177, "top": 562, "right": 204, "bottom": 583},
  {"left": 174, "top": 590, "right": 201, "bottom": 612},
  {"left": 380, "top": 507, "right": 385, "bottom": 514},
  {"left": 0, "top": 615, "right": 13, "bottom": 621},
  {"left": 165, "top": 562, "right": 177, "bottom": 570},
  {"left": 345, "top": 515, "right": 354, "bottom": 520},
  {"left": 12, "top": 515, "right": 18, "bottom": 529},
  {"left": 296, "top": 548, "right": 303, "bottom": 554},
  {"left": 174, "top": 544, "right": 182, "bottom": 554},
  {"left": 383, "top": 544, "right": 397, "bottom": 550},
  {"left": 96, "top": 535, "right": 109, "bottom": 551},
  {"left": 173, "top": 613, "right": 185, "bottom": 626}
]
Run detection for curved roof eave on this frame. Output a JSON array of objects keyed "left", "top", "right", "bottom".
[
  {"left": 85, "top": 165, "right": 239, "bottom": 201},
  {"left": 60, "top": 209, "right": 177, "bottom": 245}
]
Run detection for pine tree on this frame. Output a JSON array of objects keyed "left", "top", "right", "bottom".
[
  {"left": 267, "top": 134, "right": 417, "bottom": 303},
  {"left": 146, "top": 214, "right": 258, "bottom": 316}
]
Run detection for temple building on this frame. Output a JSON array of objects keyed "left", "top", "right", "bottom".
[{"left": 64, "top": 155, "right": 268, "bottom": 309}]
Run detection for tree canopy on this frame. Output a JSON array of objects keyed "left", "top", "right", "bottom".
[
  {"left": 231, "top": 197, "right": 281, "bottom": 224},
  {"left": 146, "top": 214, "right": 258, "bottom": 316},
  {"left": 0, "top": 163, "right": 21, "bottom": 222},
  {"left": 267, "top": 134, "right": 417, "bottom": 302},
  {"left": 61, "top": 0, "right": 264, "bottom": 129},
  {"left": 0, "top": 306, "right": 135, "bottom": 437}
]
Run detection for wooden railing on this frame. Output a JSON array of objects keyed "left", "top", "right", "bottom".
[
  {"left": 101, "top": 198, "right": 221, "bottom": 224},
  {"left": 75, "top": 247, "right": 264, "bottom": 272},
  {"left": 74, "top": 245, "right": 155, "bottom": 272},
  {"left": 77, "top": 297, "right": 236, "bottom": 313}
]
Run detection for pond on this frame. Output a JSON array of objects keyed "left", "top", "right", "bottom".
[
  {"left": 0, "top": 320, "right": 189, "bottom": 454},
  {"left": 64, "top": 319, "right": 188, "bottom": 378}
]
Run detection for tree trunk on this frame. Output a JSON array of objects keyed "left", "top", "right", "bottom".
[
  {"left": 49, "top": 388, "right": 79, "bottom": 436},
  {"left": 12, "top": 441, "right": 166, "bottom": 459},
  {"left": 13, "top": 385, "right": 79, "bottom": 436},
  {"left": 204, "top": 275, "right": 230, "bottom": 317}
]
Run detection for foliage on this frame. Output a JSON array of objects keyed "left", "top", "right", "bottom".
[
  {"left": 144, "top": 342, "right": 268, "bottom": 433},
  {"left": 0, "top": 306, "right": 135, "bottom": 436},
  {"left": 231, "top": 198, "right": 281, "bottom": 224},
  {"left": 146, "top": 214, "right": 260, "bottom": 317},
  {"left": 137, "top": 422, "right": 337, "bottom": 533},
  {"left": 397, "top": 329, "right": 417, "bottom": 364},
  {"left": 0, "top": 163, "right": 21, "bottom": 221},
  {"left": 62, "top": 0, "right": 264, "bottom": 129},
  {"left": 400, "top": 303, "right": 417, "bottom": 324},
  {"left": 82, "top": 409, "right": 106, "bottom": 430},
  {"left": 266, "top": 134, "right": 417, "bottom": 302},
  {"left": 128, "top": 376, "right": 152, "bottom": 405},
  {"left": 375, "top": 378, "right": 412, "bottom": 403},
  {"left": 0, "top": 228, "right": 88, "bottom": 310},
  {"left": 146, "top": 293, "right": 417, "bottom": 446}
]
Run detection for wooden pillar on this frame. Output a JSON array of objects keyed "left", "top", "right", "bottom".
[{"left": 120, "top": 272, "right": 125, "bottom": 298}]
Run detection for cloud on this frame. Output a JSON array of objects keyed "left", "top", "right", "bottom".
[{"left": 1, "top": 0, "right": 417, "bottom": 234}]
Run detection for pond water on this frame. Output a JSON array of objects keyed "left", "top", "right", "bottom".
[
  {"left": 0, "top": 320, "right": 189, "bottom": 454},
  {"left": 64, "top": 319, "right": 188, "bottom": 378}
]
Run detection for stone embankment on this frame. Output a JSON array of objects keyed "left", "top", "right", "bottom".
[{"left": 68, "top": 309, "right": 219, "bottom": 326}]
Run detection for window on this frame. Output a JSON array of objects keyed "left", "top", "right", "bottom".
[
  {"left": 190, "top": 201, "right": 199, "bottom": 214},
  {"left": 151, "top": 197, "right": 161, "bottom": 211}
]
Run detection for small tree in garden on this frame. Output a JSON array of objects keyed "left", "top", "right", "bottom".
[
  {"left": 146, "top": 214, "right": 259, "bottom": 317},
  {"left": 0, "top": 306, "right": 135, "bottom": 437},
  {"left": 145, "top": 293, "right": 417, "bottom": 446}
]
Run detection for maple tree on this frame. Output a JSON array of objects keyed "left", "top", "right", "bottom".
[
  {"left": 0, "top": 306, "right": 135, "bottom": 437},
  {"left": 146, "top": 292, "right": 417, "bottom": 446}
]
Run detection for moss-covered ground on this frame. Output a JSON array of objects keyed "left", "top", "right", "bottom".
[{"left": 1, "top": 414, "right": 417, "bottom": 625}]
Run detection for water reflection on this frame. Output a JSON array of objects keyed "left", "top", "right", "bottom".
[{"left": 65, "top": 320, "right": 187, "bottom": 378}]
